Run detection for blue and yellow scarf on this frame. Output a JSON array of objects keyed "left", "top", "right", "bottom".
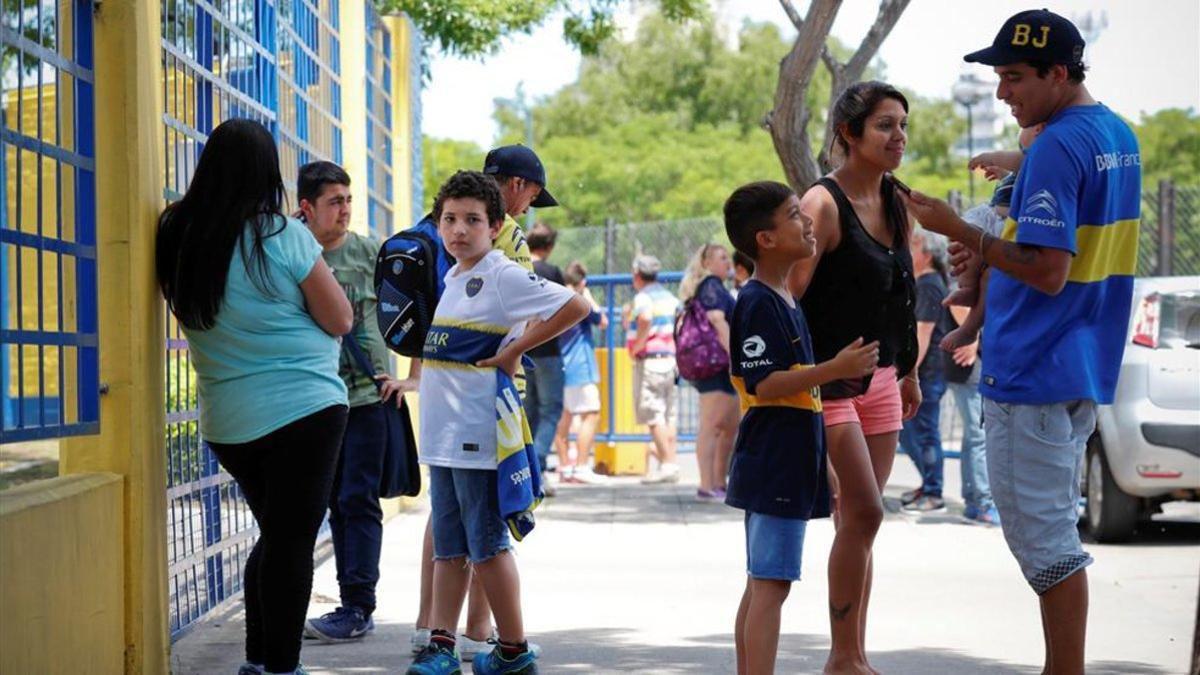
[
  {"left": 495, "top": 368, "right": 543, "bottom": 540},
  {"left": 423, "top": 318, "right": 543, "bottom": 540}
]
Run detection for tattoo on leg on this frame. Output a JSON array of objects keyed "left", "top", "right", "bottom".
[{"left": 829, "top": 601, "right": 852, "bottom": 621}]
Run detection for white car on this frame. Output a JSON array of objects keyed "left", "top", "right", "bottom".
[{"left": 1085, "top": 276, "right": 1200, "bottom": 542}]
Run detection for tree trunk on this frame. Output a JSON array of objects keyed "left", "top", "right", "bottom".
[
  {"left": 770, "top": 0, "right": 911, "bottom": 191},
  {"left": 769, "top": 0, "right": 841, "bottom": 191}
]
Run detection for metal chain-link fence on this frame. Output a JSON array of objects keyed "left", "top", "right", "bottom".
[{"left": 554, "top": 218, "right": 728, "bottom": 275}]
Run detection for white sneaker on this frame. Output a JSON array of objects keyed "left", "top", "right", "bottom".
[
  {"left": 642, "top": 463, "right": 681, "bottom": 484},
  {"left": 410, "top": 627, "right": 431, "bottom": 654},
  {"left": 457, "top": 630, "right": 497, "bottom": 658},
  {"left": 460, "top": 629, "right": 544, "bottom": 659}
]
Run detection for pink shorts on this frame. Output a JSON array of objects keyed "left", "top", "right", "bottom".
[{"left": 821, "top": 366, "right": 903, "bottom": 435}]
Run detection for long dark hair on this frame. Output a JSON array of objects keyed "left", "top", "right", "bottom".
[
  {"left": 156, "top": 118, "right": 286, "bottom": 330},
  {"left": 829, "top": 81, "right": 911, "bottom": 243},
  {"left": 829, "top": 80, "right": 909, "bottom": 158}
]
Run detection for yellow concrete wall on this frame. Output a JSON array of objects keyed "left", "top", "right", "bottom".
[
  {"left": 0, "top": 473, "right": 125, "bottom": 674},
  {"left": 339, "top": 0, "right": 369, "bottom": 238}
]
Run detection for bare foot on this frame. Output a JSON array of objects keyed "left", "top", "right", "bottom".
[
  {"left": 940, "top": 326, "right": 978, "bottom": 353},
  {"left": 824, "top": 656, "right": 874, "bottom": 675},
  {"left": 943, "top": 286, "right": 978, "bottom": 308}
]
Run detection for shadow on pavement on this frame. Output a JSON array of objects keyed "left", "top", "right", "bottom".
[
  {"left": 333, "top": 624, "right": 1175, "bottom": 674},
  {"left": 539, "top": 482, "right": 744, "bottom": 526}
]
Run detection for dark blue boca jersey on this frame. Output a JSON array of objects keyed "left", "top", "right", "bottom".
[{"left": 725, "top": 280, "right": 831, "bottom": 520}]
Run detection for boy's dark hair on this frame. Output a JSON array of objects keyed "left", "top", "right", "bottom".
[
  {"left": 527, "top": 223, "right": 557, "bottom": 252},
  {"left": 732, "top": 249, "right": 755, "bottom": 275},
  {"left": 433, "top": 170, "right": 505, "bottom": 225},
  {"left": 1028, "top": 59, "right": 1087, "bottom": 83},
  {"left": 297, "top": 161, "right": 351, "bottom": 204},
  {"left": 724, "top": 181, "right": 796, "bottom": 260},
  {"left": 564, "top": 260, "right": 588, "bottom": 286}
]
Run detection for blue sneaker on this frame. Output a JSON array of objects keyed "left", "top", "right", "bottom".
[
  {"left": 406, "top": 642, "right": 462, "bottom": 675},
  {"left": 962, "top": 504, "right": 980, "bottom": 521},
  {"left": 304, "top": 606, "right": 374, "bottom": 643},
  {"left": 472, "top": 645, "right": 538, "bottom": 674},
  {"left": 236, "top": 664, "right": 264, "bottom": 675},
  {"left": 974, "top": 506, "right": 1002, "bottom": 527}
]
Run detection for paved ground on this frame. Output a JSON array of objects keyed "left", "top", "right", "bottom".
[{"left": 173, "top": 457, "right": 1199, "bottom": 674}]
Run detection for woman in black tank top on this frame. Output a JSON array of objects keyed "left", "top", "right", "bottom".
[{"left": 786, "top": 81, "right": 920, "bottom": 674}]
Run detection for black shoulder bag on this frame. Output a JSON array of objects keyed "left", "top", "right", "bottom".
[{"left": 342, "top": 334, "right": 422, "bottom": 498}]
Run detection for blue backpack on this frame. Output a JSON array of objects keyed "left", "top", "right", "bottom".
[{"left": 374, "top": 214, "right": 453, "bottom": 357}]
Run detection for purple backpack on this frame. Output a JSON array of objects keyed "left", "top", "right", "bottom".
[{"left": 674, "top": 299, "right": 730, "bottom": 381}]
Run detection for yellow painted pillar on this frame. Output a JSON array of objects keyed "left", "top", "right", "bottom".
[
  {"left": 340, "top": 0, "right": 369, "bottom": 237},
  {"left": 58, "top": 0, "right": 169, "bottom": 670},
  {"left": 386, "top": 14, "right": 414, "bottom": 233},
  {"left": 379, "top": 14, "right": 419, "bottom": 509}
]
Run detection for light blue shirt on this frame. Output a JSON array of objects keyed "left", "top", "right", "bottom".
[{"left": 184, "top": 216, "right": 347, "bottom": 444}]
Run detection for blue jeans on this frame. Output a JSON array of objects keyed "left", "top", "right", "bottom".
[
  {"left": 899, "top": 376, "right": 946, "bottom": 497},
  {"left": 525, "top": 355, "right": 565, "bottom": 469},
  {"left": 948, "top": 381, "right": 993, "bottom": 511},
  {"left": 745, "top": 511, "right": 807, "bottom": 581},
  {"left": 329, "top": 402, "right": 386, "bottom": 615},
  {"left": 428, "top": 466, "right": 511, "bottom": 563}
]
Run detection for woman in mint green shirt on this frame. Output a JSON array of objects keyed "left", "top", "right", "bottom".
[{"left": 156, "top": 119, "right": 352, "bottom": 675}]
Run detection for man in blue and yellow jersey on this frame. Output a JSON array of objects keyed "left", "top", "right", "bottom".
[
  {"left": 904, "top": 10, "right": 1139, "bottom": 674},
  {"left": 482, "top": 144, "right": 559, "bottom": 272}
]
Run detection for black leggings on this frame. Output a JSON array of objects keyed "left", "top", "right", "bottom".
[{"left": 208, "top": 404, "right": 347, "bottom": 672}]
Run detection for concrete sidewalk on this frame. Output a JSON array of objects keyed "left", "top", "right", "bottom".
[{"left": 173, "top": 458, "right": 1199, "bottom": 674}]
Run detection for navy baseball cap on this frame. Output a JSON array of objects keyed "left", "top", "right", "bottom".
[
  {"left": 482, "top": 145, "right": 558, "bottom": 208},
  {"left": 964, "top": 9, "right": 1085, "bottom": 67}
]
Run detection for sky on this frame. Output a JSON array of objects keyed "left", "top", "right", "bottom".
[{"left": 420, "top": 0, "right": 1200, "bottom": 149}]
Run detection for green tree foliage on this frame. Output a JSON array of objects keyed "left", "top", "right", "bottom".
[
  {"left": 483, "top": 13, "right": 827, "bottom": 226},
  {"left": 1134, "top": 107, "right": 1200, "bottom": 186},
  {"left": 382, "top": 0, "right": 705, "bottom": 60},
  {"left": 422, "top": 136, "right": 485, "bottom": 212}
]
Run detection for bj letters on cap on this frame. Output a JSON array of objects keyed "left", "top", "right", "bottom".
[{"left": 964, "top": 9, "right": 1086, "bottom": 67}]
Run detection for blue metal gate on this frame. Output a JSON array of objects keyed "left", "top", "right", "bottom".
[{"left": 1, "top": 0, "right": 99, "bottom": 442}]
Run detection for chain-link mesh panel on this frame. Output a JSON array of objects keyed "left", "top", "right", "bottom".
[
  {"left": 1139, "top": 188, "right": 1161, "bottom": 276},
  {"left": 555, "top": 218, "right": 728, "bottom": 275},
  {"left": 1173, "top": 185, "right": 1200, "bottom": 276}
]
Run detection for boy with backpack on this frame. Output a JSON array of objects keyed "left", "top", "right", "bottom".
[
  {"left": 722, "top": 181, "right": 879, "bottom": 675},
  {"left": 406, "top": 171, "right": 587, "bottom": 675},
  {"left": 376, "top": 148, "right": 550, "bottom": 658}
]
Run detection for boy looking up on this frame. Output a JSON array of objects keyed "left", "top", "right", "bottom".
[
  {"left": 723, "top": 181, "right": 879, "bottom": 675},
  {"left": 408, "top": 171, "right": 588, "bottom": 675}
]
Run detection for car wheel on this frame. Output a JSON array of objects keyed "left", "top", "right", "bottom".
[{"left": 1085, "top": 435, "right": 1139, "bottom": 543}]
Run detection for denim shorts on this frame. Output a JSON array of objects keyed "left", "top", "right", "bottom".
[
  {"left": 744, "top": 511, "right": 807, "bottom": 581},
  {"left": 428, "top": 466, "right": 511, "bottom": 564},
  {"left": 984, "top": 398, "right": 1096, "bottom": 595}
]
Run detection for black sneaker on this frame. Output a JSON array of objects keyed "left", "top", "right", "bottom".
[
  {"left": 303, "top": 606, "right": 374, "bottom": 643},
  {"left": 903, "top": 495, "right": 946, "bottom": 513},
  {"left": 900, "top": 488, "right": 923, "bottom": 505}
]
